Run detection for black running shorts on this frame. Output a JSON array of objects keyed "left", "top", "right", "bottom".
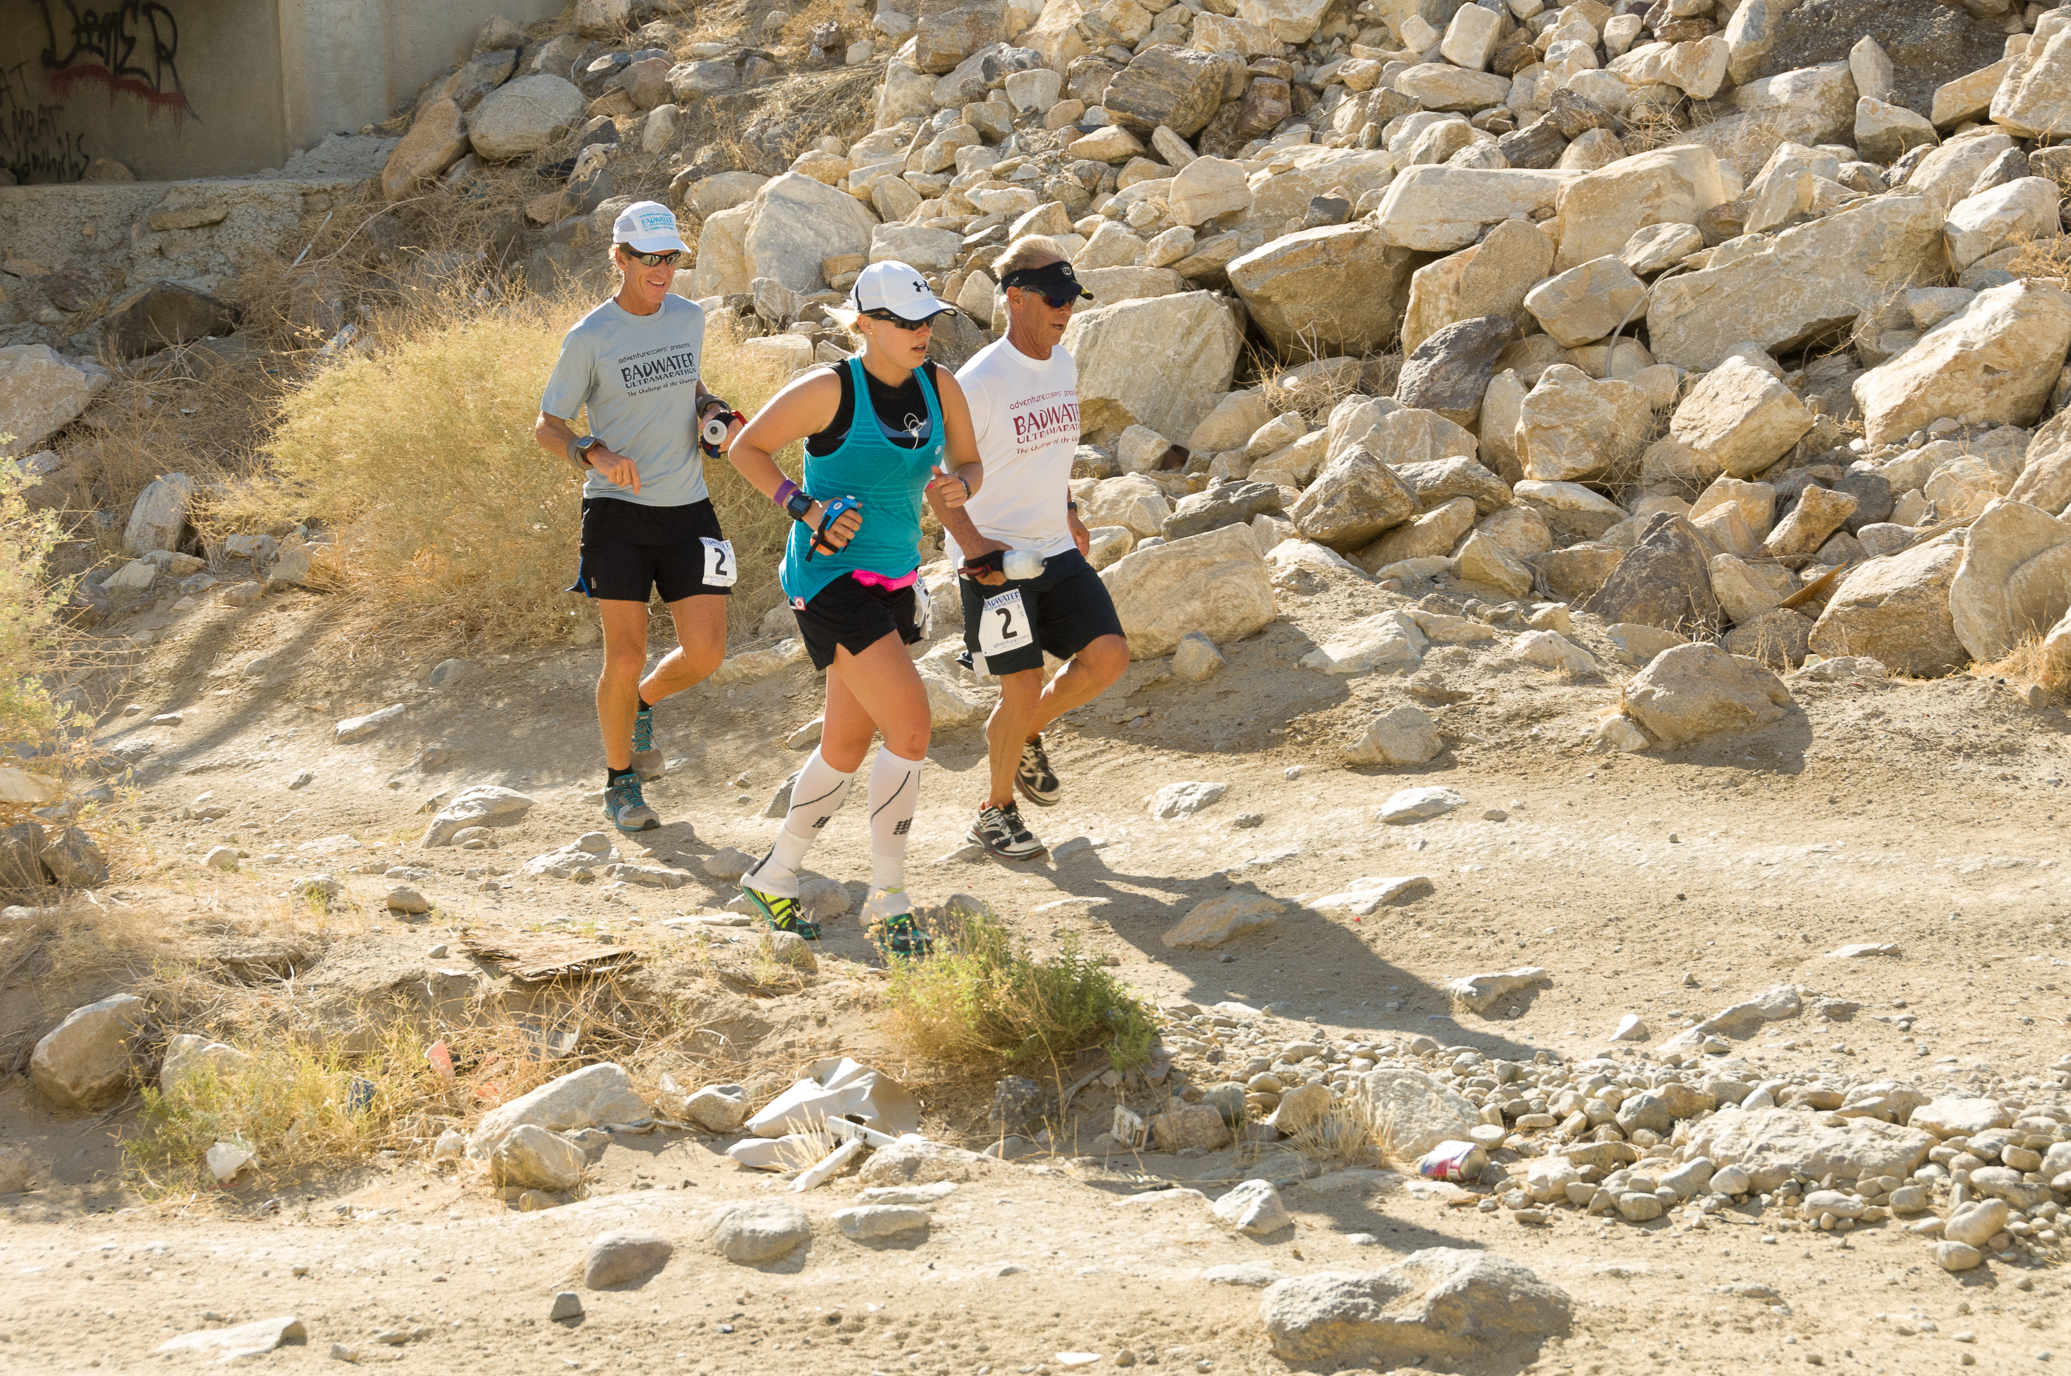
[
  {"left": 958, "top": 548, "right": 1125, "bottom": 677},
  {"left": 792, "top": 572, "right": 925, "bottom": 671},
  {"left": 570, "top": 496, "right": 734, "bottom": 603}
]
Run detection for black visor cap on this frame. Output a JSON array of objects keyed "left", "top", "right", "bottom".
[{"left": 1001, "top": 259, "right": 1093, "bottom": 301}]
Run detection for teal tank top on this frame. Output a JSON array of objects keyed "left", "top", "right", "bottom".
[{"left": 780, "top": 356, "right": 946, "bottom": 606}]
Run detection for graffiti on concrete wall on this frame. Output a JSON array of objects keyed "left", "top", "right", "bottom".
[
  {"left": 1, "top": 58, "right": 88, "bottom": 182},
  {"left": 35, "top": 0, "right": 197, "bottom": 126}
]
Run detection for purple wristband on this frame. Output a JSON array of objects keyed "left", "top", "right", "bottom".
[{"left": 773, "top": 479, "right": 800, "bottom": 509}]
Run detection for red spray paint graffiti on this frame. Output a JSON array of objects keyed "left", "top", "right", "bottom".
[{"left": 36, "top": 0, "right": 198, "bottom": 128}]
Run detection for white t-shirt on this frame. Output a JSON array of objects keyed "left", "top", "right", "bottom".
[{"left": 947, "top": 336, "right": 1081, "bottom": 565}]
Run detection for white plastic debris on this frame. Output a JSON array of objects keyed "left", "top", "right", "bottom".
[
  {"left": 745, "top": 1056, "right": 921, "bottom": 1139},
  {"left": 206, "top": 1140, "right": 256, "bottom": 1183}
]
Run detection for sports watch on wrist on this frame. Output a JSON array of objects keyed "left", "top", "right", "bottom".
[
  {"left": 783, "top": 489, "right": 815, "bottom": 522},
  {"left": 570, "top": 434, "right": 602, "bottom": 468}
]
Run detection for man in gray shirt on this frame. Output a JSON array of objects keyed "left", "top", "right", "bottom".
[{"left": 535, "top": 200, "right": 742, "bottom": 833}]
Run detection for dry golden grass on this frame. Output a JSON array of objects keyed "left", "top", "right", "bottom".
[
  {"left": 1972, "top": 630, "right": 2063, "bottom": 699},
  {"left": 2006, "top": 230, "right": 2071, "bottom": 283},
  {"left": 0, "top": 467, "right": 73, "bottom": 750},
  {"left": 219, "top": 282, "right": 799, "bottom": 649}
]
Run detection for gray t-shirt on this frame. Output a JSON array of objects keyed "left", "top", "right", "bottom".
[{"left": 541, "top": 294, "right": 709, "bottom": 507}]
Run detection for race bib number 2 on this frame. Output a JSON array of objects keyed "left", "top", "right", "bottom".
[
  {"left": 978, "top": 589, "right": 1032, "bottom": 657},
  {"left": 701, "top": 537, "right": 738, "bottom": 587}
]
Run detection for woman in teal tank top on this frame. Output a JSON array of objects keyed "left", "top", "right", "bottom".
[{"left": 723, "top": 262, "right": 992, "bottom": 958}]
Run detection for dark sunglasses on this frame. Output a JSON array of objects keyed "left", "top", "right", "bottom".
[
  {"left": 620, "top": 247, "right": 683, "bottom": 266},
  {"left": 1009, "top": 284, "right": 1078, "bottom": 309},
  {"left": 864, "top": 310, "right": 941, "bottom": 331}
]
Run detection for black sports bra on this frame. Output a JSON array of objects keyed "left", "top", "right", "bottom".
[{"left": 805, "top": 358, "right": 939, "bottom": 455}]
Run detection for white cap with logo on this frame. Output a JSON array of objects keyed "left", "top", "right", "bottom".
[
  {"left": 612, "top": 200, "right": 689, "bottom": 254},
  {"left": 839, "top": 260, "right": 953, "bottom": 322}
]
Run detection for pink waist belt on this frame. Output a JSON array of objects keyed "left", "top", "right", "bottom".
[{"left": 849, "top": 568, "right": 919, "bottom": 591}]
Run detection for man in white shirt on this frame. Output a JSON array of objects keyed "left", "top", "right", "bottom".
[{"left": 950, "top": 238, "right": 1129, "bottom": 861}]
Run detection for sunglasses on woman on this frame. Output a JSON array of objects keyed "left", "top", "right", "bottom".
[
  {"left": 864, "top": 310, "right": 943, "bottom": 331},
  {"left": 621, "top": 247, "right": 684, "bottom": 266}
]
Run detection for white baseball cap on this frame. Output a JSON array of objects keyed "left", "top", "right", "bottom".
[
  {"left": 842, "top": 260, "right": 953, "bottom": 321},
  {"left": 612, "top": 200, "right": 689, "bottom": 254}
]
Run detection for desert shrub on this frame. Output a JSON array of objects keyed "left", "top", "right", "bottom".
[
  {"left": 250, "top": 285, "right": 799, "bottom": 646},
  {"left": 0, "top": 460, "right": 72, "bottom": 749},
  {"left": 883, "top": 906, "right": 1156, "bottom": 1079}
]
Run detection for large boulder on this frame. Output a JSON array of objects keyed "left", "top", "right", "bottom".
[
  {"left": 1063, "top": 290, "right": 1241, "bottom": 444},
  {"left": 1100, "top": 522, "right": 1276, "bottom": 659},
  {"left": 1289, "top": 450, "right": 1418, "bottom": 551},
  {"left": 744, "top": 173, "right": 882, "bottom": 294},
  {"left": 1260, "top": 1250, "right": 1573, "bottom": 1368},
  {"left": 1522, "top": 256, "right": 1647, "bottom": 349},
  {"left": 39, "top": 827, "right": 109, "bottom": 888},
  {"left": 2009, "top": 406, "right": 2071, "bottom": 517},
  {"left": 468, "top": 75, "right": 585, "bottom": 159},
  {"left": 1581, "top": 514, "right": 1721, "bottom": 635},
  {"left": 489, "top": 1124, "right": 587, "bottom": 1190},
  {"left": 382, "top": 98, "right": 470, "bottom": 200},
  {"left": 914, "top": 0, "right": 1008, "bottom": 73},
  {"left": 1905, "top": 132, "right": 2018, "bottom": 214},
  {"left": 1400, "top": 219, "right": 1552, "bottom": 353},
  {"left": 1943, "top": 178, "right": 2060, "bottom": 272},
  {"left": 1079, "top": 473, "right": 1173, "bottom": 538},
  {"left": 1332, "top": 404, "right": 1477, "bottom": 469},
  {"left": 1355, "top": 1068, "right": 1479, "bottom": 1157},
  {"left": 1686, "top": 1107, "right": 1935, "bottom": 1192},
  {"left": 1104, "top": 44, "right": 1224, "bottom": 135},
  {"left": 0, "top": 345, "right": 108, "bottom": 456},
  {"left": 1646, "top": 194, "right": 1943, "bottom": 371},
  {"left": 1669, "top": 358, "right": 1814, "bottom": 479},
  {"left": 124, "top": 473, "right": 195, "bottom": 555},
  {"left": 1236, "top": 0, "right": 1332, "bottom": 43},
  {"left": 1853, "top": 282, "right": 2071, "bottom": 448},
  {"left": 1228, "top": 224, "right": 1422, "bottom": 357},
  {"left": 1620, "top": 643, "right": 1794, "bottom": 746},
  {"left": 2043, "top": 606, "right": 2071, "bottom": 690},
  {"left": 105, "top": 283, "right": 240, "bottom": 359},
  {"left": 1948, "top": 500, "right": 2071, "bottom": 664},
  {"left": 1989, "top": 24, "right": 2071, "bottom": 139},
  {"left": 1513, "top": 480, "right": 1627, "bottom": 542},
  {"left": 1549, "top": 147, "right": 1731, "bottom": 274},
  {"left": 1393, "top": 316, "right": 1518, "bottom": 427},
  {"left": 1393, "top": 63, "right": 1511, "bottom": 112},
  {"left": 468, "top": 1062, "right": 649, "bottom": 1156},
  {"left": 421, "top": 785, "right": 536, "bottom": 847},
  {"left": 687, "top": 203, "right": 752, "bottom": 297},
  {"left": 708, "top": 1200, "right": 812, "bottom": 1263},
  {"left": 1807, "top": 538, "right": 1967, "bottom": 676},
  {"left": 1168, "top": 156, "right": 1253, "bottom": 226},
  {"left": 1394, "top": 456, "right": 1510, "bottom": 515},
  {"left": 1515, "top": 365, "right": 1650, "bottom": 483},
  {"left": 1372, "top": 166, "right": 1575, "bottom": 253},
  {"left": 31, "top": 994, "right": 146, "bottom": 1110}
]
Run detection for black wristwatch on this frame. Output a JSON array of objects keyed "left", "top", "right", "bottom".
[
  {"left": 783, "top": 489, "right": 815, "bottom": 522},
  {"left": 570, "top": 434, "right": 602, "bottom": 468}
]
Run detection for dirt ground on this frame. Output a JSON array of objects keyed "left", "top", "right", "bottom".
[{"left": 2, "top": 568, "right": 2069, "bottom": 1375}]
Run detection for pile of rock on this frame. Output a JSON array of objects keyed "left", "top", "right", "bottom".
[
  {"left": 1138, "top": 997, "right": 2071, "bottom": 1275},
  {"left": 655, "top": 0, "right": 2071, "bottom": 695}
]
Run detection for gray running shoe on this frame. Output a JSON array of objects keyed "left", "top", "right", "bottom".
[
  {"left": 603, "top": 775, "right": 659, "bottom": 832},
  {"left": 630, "top": 706, "right": 664, "bottom": 781},
  {"left": 969, "top": 800, "right": 1046, "bottom": 861}
]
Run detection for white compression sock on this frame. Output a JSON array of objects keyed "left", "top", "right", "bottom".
[
  {"left": 866, "top": 745, "right": 925, "bottom": 892},
  {"left": 747, "top": 748, "right": 856, "bottom": 898}
]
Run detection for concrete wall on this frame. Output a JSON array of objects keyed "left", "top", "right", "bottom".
[{"left": 0, "top": 0, "right": 566, "bottom": 183}]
